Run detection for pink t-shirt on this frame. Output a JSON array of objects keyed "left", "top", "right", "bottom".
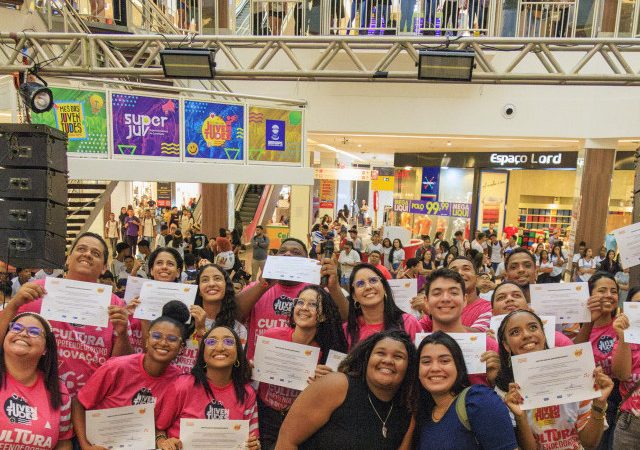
[
  {"left": 17, "top": 278, "right": 127, "bottom": 397},
  {"left": 343, "top": 313, "right": 422, "bottom": 349},
  {"left": 245, "top": 281, "right": 307, "bottom": 360},
  {"left": 554, "top": 332, "right": 574, "bottom": 348},
  {"left": 128, "top": 318, "right": 145, "bottom": 355},
  {"left": 0, "top": 373, "right": 73, "bottom": 449},
  {"left": 77, "top": 353, "right": 181, "bottom": 428},
  {"left": 166, "top": 375, "right": 258, "bottom": 438},
  {"left": 613, "top": 340, "right": 640, "bottom": 414},
  {"left": 419, "top": 298, "right": 492, "bottom": 333},
  {"left": 468, "top": 335, "right": 499, "bottom": 387},
  {"left": 589, "top": 323, "right": 617, "bottom": 377},
  {"left": 257, "top": 327, "right": 321, "bottom": 411}
]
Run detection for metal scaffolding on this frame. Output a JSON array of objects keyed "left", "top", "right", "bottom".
[{"left": 1, "top": 32, "right": 640, "bottom": 85}]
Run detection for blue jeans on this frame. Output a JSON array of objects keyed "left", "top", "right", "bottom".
[
  {"left": 501, "top": 7, "right": 517, "bottom": 36},
  {"left": 400, "top": 0, "right": 416, "bottom": 31},
  {"left": 348, "top": 0, "right": 368, "bottom": 32}
]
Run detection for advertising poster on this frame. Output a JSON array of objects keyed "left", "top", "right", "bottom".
[
  {"left": 319, "top": 179, "right": 336, "bottom": 209},
  {"left": 31, "top": 87, "right": 108, "bottom": 155},
  {"left": 184, "top": 100, "right": 244, "bottom": 161},
  {"left": 421, "top": 167, "right": 440, "bottom": 201},
  {"left": 248, "top": 107, "right": 303, "bottom": 164},
  {"left": 112, "top": 93, "right": 180, "bottom": 158},
  {"left": 157, "top": 182, "right": 172, "bottom": 208},
  {"left": 392, "top": 199, "right": 471, "bottom": 218}
]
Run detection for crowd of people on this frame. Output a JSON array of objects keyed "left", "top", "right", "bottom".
[{"left": 1, "top": 209, "right": 640, "bottom": 450}]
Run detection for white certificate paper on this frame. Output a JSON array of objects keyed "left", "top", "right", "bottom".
[
  {"left": 123, "top": 276, "right": 144, "bottom": 303},
  {"left": 86, "top": 404, "right": 155, "bottom": 449},
  {"left": 512, "top": 342, "right": 599, "bottom": 410},
  {"left": 261, "top": 256, "right": 321, "bottom": 285},
  {"left": 490, "top": 314, "right": 557, "bottom": 348},
  {"left": 325, "top": 350, "right": 348, "bottom": 371},
  {"left": 415, "top": 332, "right": 487, "bottom": 374},
  {"left": 252, "top": 335, "right": 320, "bottom": 391},
  {"left": 41, "top": 278, "right": 111, "bottom": 327},
  {"left": 530, "top": 282, "right": 590, "bottom": 323},
  {"left": 134, "top": 279, "right": 198, "bottom": 321},
  {"left": 623, "top": 302, "right": 640, "bottom": 344},
  {"left": 180, "top": 419, "right": 249, "bottom": 449},
  {"left": 613, "top": 222, "right": 640, "bottom": 269},
  {"left": 388, "top": 279, "right": 418, "bottom": 316}
]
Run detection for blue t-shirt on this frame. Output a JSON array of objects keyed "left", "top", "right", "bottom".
[{"left": 417, "top": 385, "right": 517, "bottom": 450}]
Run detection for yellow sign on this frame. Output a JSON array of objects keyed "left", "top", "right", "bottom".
[
  {"left": 55, "top": 102, "right": 86, "bottom": 139},
  {"left": 371, "top": 175, "right": 394, "bottom": 191},
  {"left": 266, "top": 225, "right": 289, "bottom": 250}
]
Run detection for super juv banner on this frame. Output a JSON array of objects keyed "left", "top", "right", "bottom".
[
  {"left": 111, "top": 93, "right": 180, "bottom": 158},
  {"left": 184, "top": 100, "right": 244, "bottom": 161}
]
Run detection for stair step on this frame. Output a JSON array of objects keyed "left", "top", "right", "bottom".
[
  {"left": 68, "top": 184, "right": 108, "bottom": 190},
  {"left": 69, "top": 202, "right": 96, "bottom": 208}
]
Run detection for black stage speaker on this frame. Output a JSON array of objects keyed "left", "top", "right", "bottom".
[{"left": 0, "top": 124, "right": 68, "bottom": 268}]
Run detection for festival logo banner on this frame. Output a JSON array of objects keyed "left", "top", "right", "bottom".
[
  {"left": 184, "top": 100, "right": 244, "bottom": 161},
  {"left": 111, "top": 93, "right": 180, "bottom": 158},
  {"left": 248, "top": 107, "right": 303, "bottom": 164},
  {"left": 31, "top": 87, "right": 108, "bottom": 155},
  {"left": 421, "top": 167, "right": 440, "bottom": 201}
]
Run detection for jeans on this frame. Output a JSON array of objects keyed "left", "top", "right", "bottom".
[
  {"left": 613, "top": 412, "right": 640, "bottom": 450},
  {"left": 501, "top": 7, "right": 517, "bottom": 36},
  {"left": 348, "top": 0, "right": 368, "bottom": 32},
  {"left": 400, "top": 0, "right": 416, "bottom": 31},
  {"left": 126, "top": 235, "right": 138, "bottom": 255}
]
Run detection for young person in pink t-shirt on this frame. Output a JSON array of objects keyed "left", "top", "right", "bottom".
[
  {"left": 0, "top": 233, "right": 132, "bottom": 398},
  {"left": 0, "top": 312, "right": 73, "bottom": 449},
  {"left": 235, "top": 238, "right": 348, "bottom": 361},
  {"left": 257, "top": 285, "right": 348, "bottom": 449},
  {"left": 156, "top": 325, "right": 259, "bottom": 450},
  {"left": 420, "top": 268, "right": 500, "bottom": 387},
  {"left": 344, "top": 264, "right": 422, "bottom": 350},
  {"left": 73, "top": 301, "right": 188, "bottom": 448}
]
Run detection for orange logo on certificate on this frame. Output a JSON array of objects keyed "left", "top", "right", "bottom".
[
  {"left": 304, "top": 350, "right": 312, "bottom": 356},
  {"left": 183, "top": 287, "right": 190, "bottom": 292},
  {"left": 97, "top": 288, "right": 104, "bottom": 294},
  {"left": 517, "top": 357, "right": 527, "bottom": 364},
  {"left": 234, "top": 424, "right": 241, "bottom": 431},
  {"left": 576, "top": 286, "right": 582, "bottom": 291},
  {"left": 470, "top": 336, "right": 477, "bottom": 341},
  {"left": 574, "top": 348, "right": 583, "bottom": 357},
  {"left": 139, "top": 408, "right": 146, "bottom": 414}
]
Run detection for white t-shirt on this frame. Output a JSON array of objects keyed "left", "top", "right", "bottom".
[
  {"left": 34, "top": 269, "right": 64, "bottom": 280},
  {"left": 365, "top": 242, "right": 384, "bottom": 254},
  {"left": 471, "top": 240, "right": 484, "bottom": 254},
  {"left": 578, "top": 258, "right": 596, "bottom": 282},
  {"left": 338, "top": 250, "right": 361, "bottom": 277},
  {"left": 490, "top": 242, "right": 503, "bottom": 264},
  {"left": 105, "top": 219, "right": 119, "bottom": 238},
  {"left": 142, "top": 217, "right": 155, "bottom": 237},
  {"left": 11, "top": 276, "right": 34, "bottom": 297}
]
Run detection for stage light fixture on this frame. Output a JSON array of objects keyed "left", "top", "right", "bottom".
[
  {"left": 19, "top": 81, "right": 53, "bottom": 114},
  {"left": 160, "top": 49, "right": 216, "bottom": 79},
  {"left": 417, "top": 50, "right": 475, "bottom": 82}
]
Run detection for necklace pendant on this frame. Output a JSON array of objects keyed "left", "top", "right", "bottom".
[{"left": 382, "top": 425, "right": 387, "bottom": 438}]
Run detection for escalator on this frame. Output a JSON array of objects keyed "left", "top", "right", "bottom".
[{"left": 237, "top": 185, "right": 264, "bottom": 225}]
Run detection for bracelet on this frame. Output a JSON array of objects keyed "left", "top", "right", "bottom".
[
  {"left": 156, "top": 433, "right": 167, "bottom": 443},
  {"left": 592, "top": 402, "right": 608, "bottom": 414}
]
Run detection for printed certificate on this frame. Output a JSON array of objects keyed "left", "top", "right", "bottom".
[
  {"left": 86, "top": 404, "right": 155, "bottom": 449},
  {"left": 490, "top": 314, "right": 557, "bottom": 347},
  {"left": 613, "top": 222, "right": 640, "bottom": 269},
  {"left": 261, "top": 256, "right": 321, "bottom": 285},
  {"left": 415, "top": 332, "right": 487, "bottom": 374},
  {"left": 623, "top": 302, "right": 640, "bottom": 344},
  {"left": 134, "top": 279, "right": 197, "bottom": 321},
  {"left": 252, "top": 335, "right": 320, "bottom": 391},
  {"left": 388, "top": 279, "right": 418, "bottom": 316},
  {"left": 180, "top": 419, "right": 249, "bottom": 449},
  {"left": 325, "top": 350, "right": 348, "bottom": 371},
  {"left": 41, "top": 278, "right": 112, "bottom": 327},
  {"left": 530, "top": 283, "right": 590, "bottom": 323},
  {"left": 512, "top": 343, "right": 599, "bottom": 410},
  {"left": 123, "top": 276, "right": 144, "bottom": 303}
]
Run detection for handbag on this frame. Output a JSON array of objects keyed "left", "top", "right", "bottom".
[{"left": 616, "top": 377, "right": 640, "bottom": 422}]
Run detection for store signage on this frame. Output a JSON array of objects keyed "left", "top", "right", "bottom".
[
  {"left": 157, "top": 182, "right": 172, "bottom": 208},
  {"left": 314, "top": 168, "right": 371, "bottom": 181},
  {"left": 490, "top": 152, "right": 563, "bottom": 167},
  {"left": 392, "top": 199, "right": 470, "bottom": 218},
  {"left": 319, "top": 179, "right": 336, "bottom": 209}
]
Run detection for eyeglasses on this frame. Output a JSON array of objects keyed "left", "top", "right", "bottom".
[
  {"left": 8, "top": 322, "right": 45, "bottom": 338},
  {"left": 353, "top": 276, "right": 381, "bottom": 289},
  {"left": 293, "top": 299, "right": 319, "bottom": 310},
  {"left": 204, "top": 337, "right": 236, "bottom": 347},
  {"left": 149, "top": 331, "right": 181, "bottom": 344}
]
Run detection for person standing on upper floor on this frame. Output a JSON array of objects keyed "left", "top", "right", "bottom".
[
  {"left": 124, "top": 207, "right": 141, "bottom": 256},
  {"left": 338, "top": 241, "right": 361, "bottom": 288},
  {"left": 251, "top": 225, "right": 270, "bottom": 282}
]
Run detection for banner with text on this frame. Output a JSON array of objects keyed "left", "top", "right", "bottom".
[
  {"left": 421, "top": 167, "right": 440, "bottom": 201},
  {"left": 31, "top": 87, "right": 108, "bottom": 155},
  {"left": 184, "top": 100, "right": 244, "bottom": 161},
  {"left": 248, "top": 107, "right": 303, "bottom": 164},
  {"left": 319, "top": 179, "right": 336, "bottom": 209},
  {"left": 393, "top": 199, "right": 470, "bottom": 218},
  {"left": 112, "top": 93, "right": 180, "bottom": 158}
]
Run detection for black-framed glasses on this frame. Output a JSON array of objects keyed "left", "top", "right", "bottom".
[
  {"left": 204, "top": 337, "right": 236, "bottom": 347},
  {"left": 149, "top": 331, "right": 181, "bottom": 344},
  {"left": 8, "top": 322, "right": 45, "bottom": 338},
  {"left": 293, "top": 299, "right": 319, "bottom": 310},
  {"left": 353, "top": 276, "right": 381, "bottom": 289}
]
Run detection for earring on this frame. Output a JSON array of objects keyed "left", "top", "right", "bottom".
[
  {"left": 203, "top": 362, "right": 208, "bottom": 368},
  {"left": 354, "top": 301, "right": 361, "bottom": 309},
  {"left": 234, "top": 360, "right": 240, "bottom": 368}
]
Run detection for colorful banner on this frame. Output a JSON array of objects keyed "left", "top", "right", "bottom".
[
  {"left": 319, "top": 179, "right": 336, "bottom": 209},
  {"left": 184, "top": 100, "right": 244, "bottom": 160},
  {"left": 112, "top": 93, "right": 180, "bottom": 158},
  {"left": 248, "top": 107, "right": 303, "bottom": 164},
  {"left": 392, "top": 199, "right": 471, "bottom": 218},
  {"left": 157, "top": 182, "right": 172, "bottom": 208},
  {"left": 371, "top": 167, "right": 394, "bottom": 191},
  {"left": 421, "top": 167, "right": 440, "bottom": 201},
  {"left": 31, "top": 87, "right": 108, "bottom": 154}
]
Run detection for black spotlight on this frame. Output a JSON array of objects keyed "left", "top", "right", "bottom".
[{"left": 19, "top": 81, "right": 54, "bottom": 114}]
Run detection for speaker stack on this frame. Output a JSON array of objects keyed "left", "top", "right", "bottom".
[{"left": 0, "top": 124, "right": 68, "bottom": 268}]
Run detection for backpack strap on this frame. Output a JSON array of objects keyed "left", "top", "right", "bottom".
[{"left": 455, "top": 386, "right": 473, "bottom": 431}]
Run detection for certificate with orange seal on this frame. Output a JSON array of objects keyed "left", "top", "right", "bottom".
[
  {"left": 252, "top": 336, "right": 320, "bottom": 391},
  {"left": 134, "top": 279, "right": 198, "bottom": 321},
  {"left": 415, "top": 332, "right": 487, "bottom": 374},
  {"left": 86, "top": 404, "right": 155, "bottom": 449},
  {"left": 42, "top": 278, "right": 112, "bottom": 327},
  {"left": 180, "top": 419, "right": 249, "bottom": 449}
]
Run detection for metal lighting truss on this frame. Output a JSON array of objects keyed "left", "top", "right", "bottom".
[{"left": 1, "top": 33, "right": 640, "bottom": 85}]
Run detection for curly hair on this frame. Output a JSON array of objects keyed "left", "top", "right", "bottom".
[{"left": 194, "top": 264, "right": 239, "bottom": 329}]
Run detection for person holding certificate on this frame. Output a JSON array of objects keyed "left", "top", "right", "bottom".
[
  {"left": 157, "top": 325, "right": 259, "bottom": 450},
  {"left": 72, "top": 301, "right": 188, "bottom": 449},
  {"left": 0, "top": 312, "right": 73, "bottom": 449},
  {"left": 0, "top": 232, "right": 132, "bottom": 397},
  {"left": 257, "top": 285, "right": 348, "bottom": 449},
  {"left": 495, "top": 310, "right": 613, "bottom": 450},
  {"left": 415, "top": 331, "right": 517, "bottom": 450},
  {"left": 344, "top": 264, "right": 422, "bottom": 349},
  {"left": 611, "top": 296, "right": 640, "bottom": 448},
  {"left": 276, "top": 330, "right": 416, "bottom": 449},
  {"left": 235, "top": 238, "right": 347, "bottom": 361},
  {"left": 490, "top": 282, "right": 574, "bottom": 347}
]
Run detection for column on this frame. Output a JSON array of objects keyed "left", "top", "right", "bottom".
[
  {"left": 289, "top": 185, "right": 311, "bottom": 246},
  {"left": 571, "top": 140, "right": 616, "bottom": 255},
  {"left": 201, "top": 183, "right": 228, "bottom": 238}
]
